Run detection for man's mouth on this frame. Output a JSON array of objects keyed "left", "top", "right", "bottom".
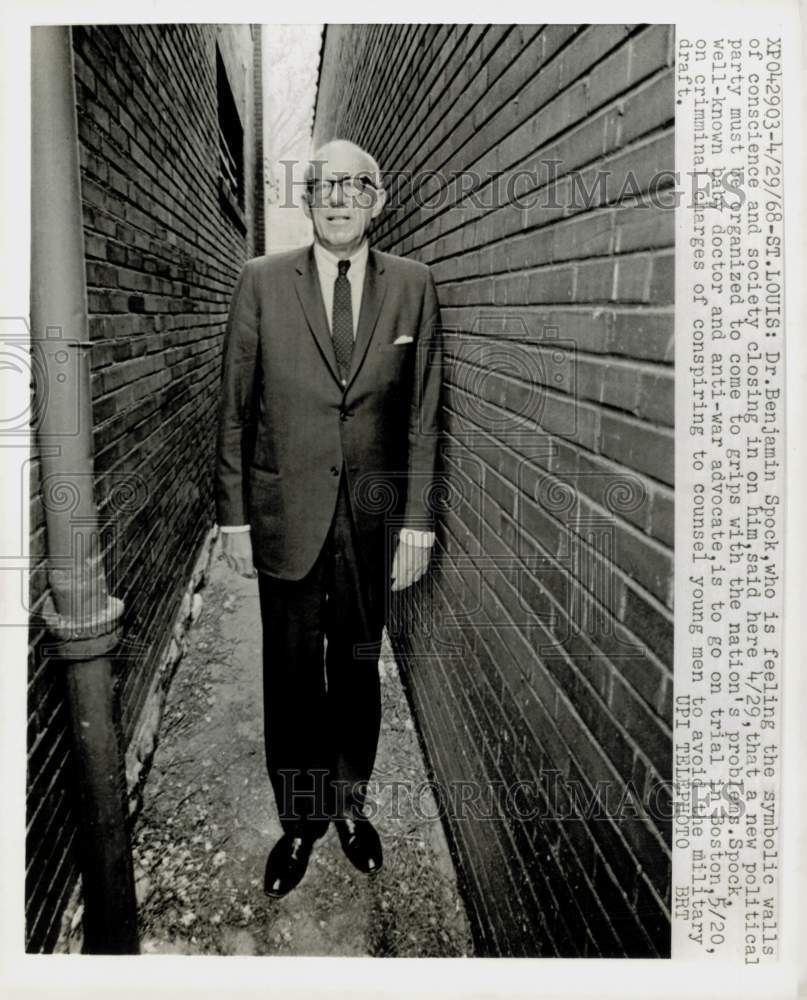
[{"left": 325, "top": 214, "right": 352, "bottom": 223}]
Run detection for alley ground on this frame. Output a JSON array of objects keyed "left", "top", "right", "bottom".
[{"left": 129, "top": 542, "right": 473, "bottom": 957}]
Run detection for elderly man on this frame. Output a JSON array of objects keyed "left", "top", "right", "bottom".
[{"left": 215, "top": 140, "right": 442, "bottom": 896}]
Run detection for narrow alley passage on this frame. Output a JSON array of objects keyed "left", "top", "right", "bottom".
[
  {"left": 25, "top": 23, "right": 677, "bottom": 961},
  {"left": 126, "top": 541, "right": 472, "bottom": 957}
]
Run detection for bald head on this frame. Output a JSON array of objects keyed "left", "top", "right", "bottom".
[{"left": 304, "top": 140, "right": 382, "bottom": 188}]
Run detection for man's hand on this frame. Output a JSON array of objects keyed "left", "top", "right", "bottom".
[
  {"left": 221, "top": 530, "right": 257, "bottom": 578},
  {"left": 390, "top": 538, "right": 431, "bottom": 591}
]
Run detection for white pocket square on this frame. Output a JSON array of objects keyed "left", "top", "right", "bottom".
[{"left": 392, "top": 335, "right": 414, "bottom": 345}]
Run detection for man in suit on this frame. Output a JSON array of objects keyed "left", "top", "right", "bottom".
[{"left": 215, "top": 140, "right": 442, "bottom": 897}]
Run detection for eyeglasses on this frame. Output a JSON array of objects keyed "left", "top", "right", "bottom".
[{"left": 305, "top": 174, "right": 380, "bottom": 202}]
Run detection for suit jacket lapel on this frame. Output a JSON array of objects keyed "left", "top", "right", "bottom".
[
  {"left": 294, "top": 245, "right": 387, "bottom": 390},
  {"left": 294, "top": 245, "right": 341, "bottom": 385},
  {"left": 346, "top": 249, "right": 387, "bottom": 390}
]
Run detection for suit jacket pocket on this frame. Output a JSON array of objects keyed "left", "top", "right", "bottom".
[
  {"left": 248, "top": 466, "right": 282, "bottom": 519},
  {"left": 379, "top": 338, "right": 415, "bottom": 351},
  {"left": 250, "top": 464, "right": 280, "bottom": 479}
]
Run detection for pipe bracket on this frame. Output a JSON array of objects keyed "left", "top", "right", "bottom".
[{"left": 41, "top": 593, "right": 124, "bottom": 659}]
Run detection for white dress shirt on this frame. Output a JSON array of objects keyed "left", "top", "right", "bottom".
[
  {"left": 221, "top": 241, "right": 434, "bottom": 548},
  {"left": 313, "top": 240, "right": 368, "bottom": 336}
]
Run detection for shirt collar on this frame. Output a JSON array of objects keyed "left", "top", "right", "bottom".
[{"left": 312, "top": 240, "right": 369, "bottom": 277}]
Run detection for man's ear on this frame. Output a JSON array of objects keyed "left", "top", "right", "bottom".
[
  {"left": 301, "top": 192, "right": 312, "bottom": 220},
  {"left": 370, "top": 185, "right": 387, "bottom": 219}
]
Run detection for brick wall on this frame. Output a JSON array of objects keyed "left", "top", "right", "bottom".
[
  {"left": 252, "top": 26, "right": 265, "bottom": 255},
  {"left": 315, "top": 24, "right": 674, "bottom": 957},
  {"left": 26, "top": 23, "right": 260, "bottom": 952}
]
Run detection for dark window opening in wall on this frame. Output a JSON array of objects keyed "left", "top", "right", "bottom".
[{"left": 216, "top": 43, "right": 246, "bottom": 232}]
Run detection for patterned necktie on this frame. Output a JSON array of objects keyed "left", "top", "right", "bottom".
[{"left": 332, "top": 259, "right": 354, "bottom": 385}]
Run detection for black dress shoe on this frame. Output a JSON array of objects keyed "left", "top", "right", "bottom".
[
  {"left": 334, "top": 815, "right": 383, "bottom": 875},
  {"left": 263, "top": 832, "right": 315, "bottom": 898}
]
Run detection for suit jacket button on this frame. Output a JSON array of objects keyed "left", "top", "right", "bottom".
[{"left": 330, "top": 466, "right": 339, "bottom": 476}]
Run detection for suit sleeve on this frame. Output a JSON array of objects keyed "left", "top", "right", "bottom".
[
  {"left": 402, "top": 269, "right": 442, "bottom": 532},
  {"left": 215, "top": 261, "right": 260, "bottom": 527}
]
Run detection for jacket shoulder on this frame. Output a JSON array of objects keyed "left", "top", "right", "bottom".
[
  {"left": 242, "top": 247, "right": 307, "bottom": 280},
  {"left": 373, "top": 249, "right": 433, "bottom": 284}
]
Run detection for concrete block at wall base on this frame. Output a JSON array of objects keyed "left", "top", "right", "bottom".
[
  {"left": 125, "top": 526, "right": 219, "bottom": 815},
  {"left": 53, "top": 526, "right": 219, "bottom": 954}
]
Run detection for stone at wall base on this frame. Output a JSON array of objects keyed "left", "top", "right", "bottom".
[{"left": 53, "top": 526, "right": 219, "bottom": 954}]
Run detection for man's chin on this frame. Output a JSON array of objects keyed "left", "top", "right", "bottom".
[
  {"left": 324, "top": 228, "right": 359, "bottom": 245},
  {"left": 316, "top": 231, "right": 365, "bottom": 255}
]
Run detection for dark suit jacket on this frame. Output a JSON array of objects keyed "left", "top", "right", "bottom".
[{"left": 214, "top": 244, "right": 442, "bottom": 580}]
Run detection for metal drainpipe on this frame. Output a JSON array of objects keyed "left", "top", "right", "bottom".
[{"left": 30, "top": 26, "right": 139, "bottom": 954}]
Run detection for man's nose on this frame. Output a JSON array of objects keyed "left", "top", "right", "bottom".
[{"left": 328, "top": 180, "right": 345, "bottom": 207}]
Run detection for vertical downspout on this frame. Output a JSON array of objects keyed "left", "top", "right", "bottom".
[{"left": 30, "top": 26, "right": 139, "bottom": 954}]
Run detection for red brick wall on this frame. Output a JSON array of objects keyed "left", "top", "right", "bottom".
[
  {"left": 315, "top": 24, "right": 674, "bottom": 957},
  {"left": 26, "top": 23, "right": 260, "bottom": 952}
]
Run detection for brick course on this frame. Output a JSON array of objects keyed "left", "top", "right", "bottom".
[
  {"left": 27, "top": 23, "right": 261, "bottom": 952},
  {"left": 315, "top": 23, "right": 674, "bottom": 956}
]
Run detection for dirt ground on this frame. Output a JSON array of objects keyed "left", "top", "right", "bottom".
[{"left": 131, "top": 545, "right": 473, "bottom": 957}]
